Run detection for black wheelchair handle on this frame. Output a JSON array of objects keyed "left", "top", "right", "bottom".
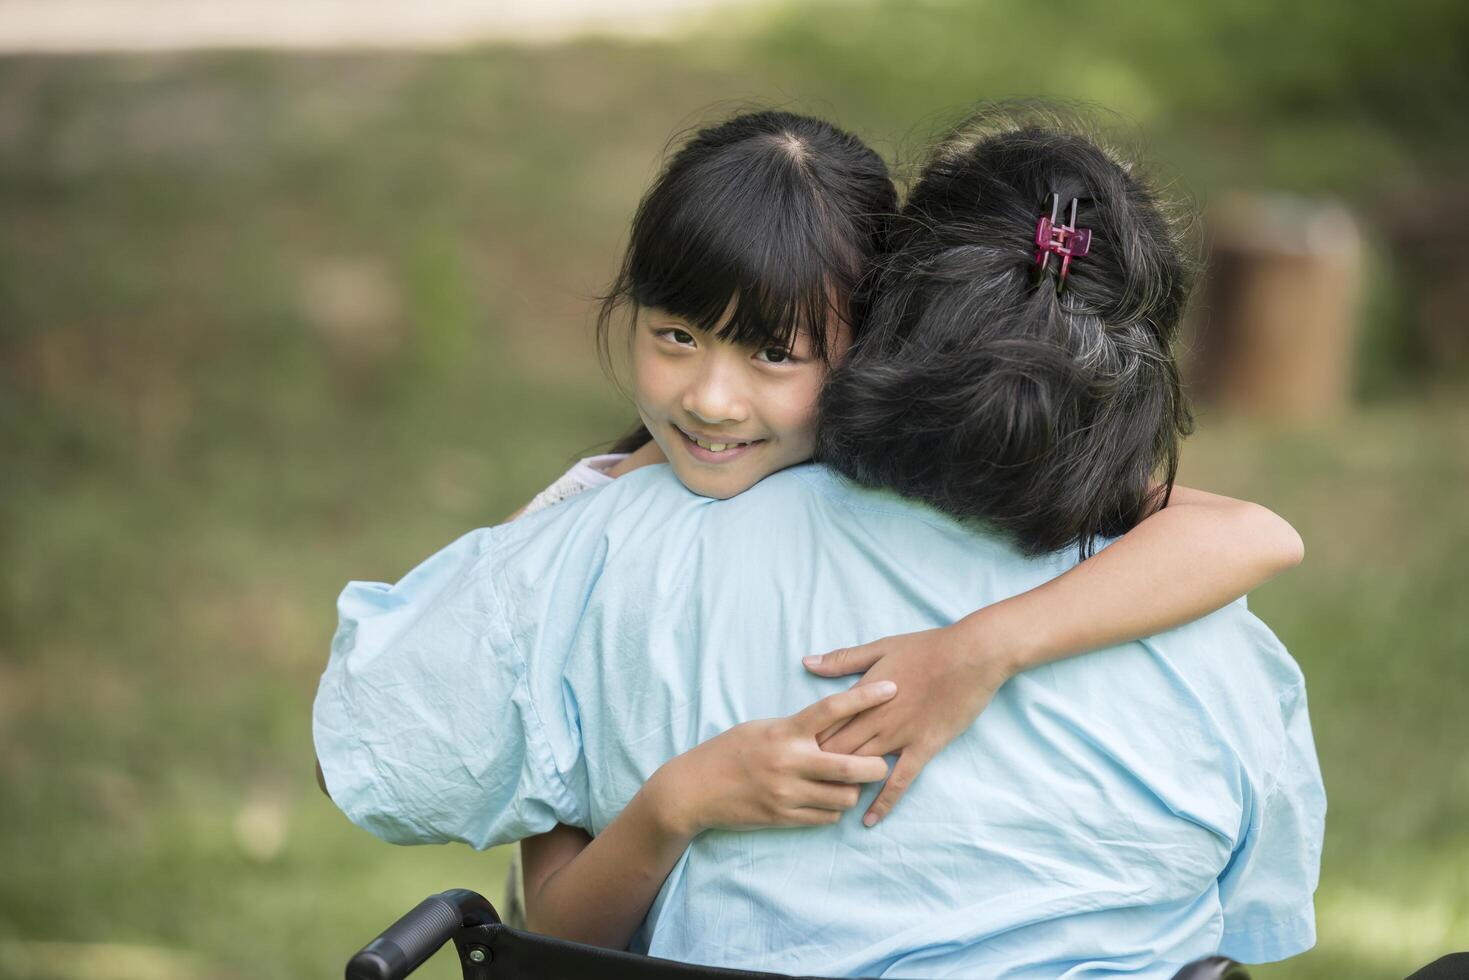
[
  {"left": 347, "top": 889, "right": 500, "bottom": 980},
  {"left": 1170, "top": 957, "right": 1250, "bottom": 980}
]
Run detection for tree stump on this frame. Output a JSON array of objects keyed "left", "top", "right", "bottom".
[{"left": 1189, "top": 193, "right": 1363, "bottom": 421}]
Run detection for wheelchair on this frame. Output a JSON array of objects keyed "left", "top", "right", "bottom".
[{"left": 345, "top": 888, "right": 1255, "bottom": 980}]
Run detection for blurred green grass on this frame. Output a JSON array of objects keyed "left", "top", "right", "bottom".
[{"left": 1, "top": 3, "right": 1467, "bottom": 977}]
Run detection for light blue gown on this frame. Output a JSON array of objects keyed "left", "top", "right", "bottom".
[{"left": 314, "top": 464, "right": 1324, "bottom": 979}]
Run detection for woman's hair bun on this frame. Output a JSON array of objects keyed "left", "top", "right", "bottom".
[{"left": 819, "top": 102, "right": 1195, "bottom": 557}]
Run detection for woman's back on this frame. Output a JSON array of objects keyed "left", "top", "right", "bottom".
[{"left": 317, "top": 463, "right": 1322, "bottom": 978}]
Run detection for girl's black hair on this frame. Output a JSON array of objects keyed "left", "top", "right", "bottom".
[
  {"left": 818, "top": 105, "right": 1195, "bottom": 557},
  {"left": 599, "top": 109, "right": 897, "bottom": 454}
]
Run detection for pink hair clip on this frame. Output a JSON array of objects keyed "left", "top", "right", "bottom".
[{"left": 1034, "top": 193, "right": 1092, "bottom": 288}]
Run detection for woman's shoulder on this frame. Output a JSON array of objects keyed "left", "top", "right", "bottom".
[{"left": 486, "top": 464, "right": 705, "bottom": 587}]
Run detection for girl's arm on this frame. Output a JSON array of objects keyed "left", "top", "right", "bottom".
[
  {"left": 520, "top": 683, "right": 895, "bottom": 949},
  {"left": 805, "top": 486, "right": 1304, "bottom": 826},
  {"left": 984, "top": 485, "right": 1303, "bottom": 657}
]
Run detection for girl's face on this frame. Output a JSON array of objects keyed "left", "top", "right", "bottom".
[{"left": 633, "top": 307, "right": 847, "bottom": 500}]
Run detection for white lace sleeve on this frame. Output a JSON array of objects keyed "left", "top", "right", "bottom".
[{"left": 519, "top": 453, "right": 628, "bottom": 518}]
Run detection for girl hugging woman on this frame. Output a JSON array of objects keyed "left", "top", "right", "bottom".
[{"left": 315, "top": 105, "right": 1308, "bottom": 959}]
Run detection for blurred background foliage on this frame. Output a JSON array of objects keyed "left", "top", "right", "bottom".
[{"left": 1, "top": 1, "right": 1466, "bottom": 977}]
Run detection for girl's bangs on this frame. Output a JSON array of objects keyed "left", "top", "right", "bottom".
[{"left": 627, "top": 169, "right": 852, "bottom": 362}]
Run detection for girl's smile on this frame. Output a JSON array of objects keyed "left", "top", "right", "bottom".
[{"left": 674, "top": 425, "right": 766, "bottom": 463}]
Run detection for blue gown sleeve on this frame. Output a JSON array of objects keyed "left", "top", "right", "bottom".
[
  {"left": 1217, "top": 678, "right": 1326, "bottom": 962},
  {"left": 312, "top": 523, "right": 590, "bottom": 849}
]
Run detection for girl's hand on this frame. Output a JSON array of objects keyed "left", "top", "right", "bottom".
[
  {"left": 802, "top": 485, "right": 1305, "bottom": 829},
  {"left": 649, "top": 682, "right": 898, "bottom": 836},
  {"left": 803, "top": 615, "right": 1018, "bottom": 827}
]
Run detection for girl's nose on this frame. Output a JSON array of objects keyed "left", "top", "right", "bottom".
[{"left": 682, "top": 357, "right": 748, "bottom": 425}]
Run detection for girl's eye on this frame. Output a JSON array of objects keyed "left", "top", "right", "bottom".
[
  {"left": 755, "top": 346, "right": 793, "bottom": 364},
  {"left": 659, "top": 328, "right": 696, "bottom": 346}
]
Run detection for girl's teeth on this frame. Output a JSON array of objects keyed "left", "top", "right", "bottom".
[{"left": 693, "top": 436, "right": 749, "bottom": 452}]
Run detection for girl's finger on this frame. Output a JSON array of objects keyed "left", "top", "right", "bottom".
[
  {"left": 815, "top": 717, "right": 852, "bottom": 746},
  {"left": 790, "top": 680, "right": 897, "bottom": 734},
  {"left": 801, "top": 644, "right": 884, "bottom": 677},
  {"left": 795, "top": 780, "right": 864, "bottom": 811},
  {"left": 786, "top": 807, "right": 845, "bottom": 827},
  {"left": 822, "top": 713, "right": 882, "bottom": 756},
  {"left": 802, "top": 750, "right": 889, "bottom": 785},
  {"left": 862, "top": 746, "right": 934, "bottom": 828}
]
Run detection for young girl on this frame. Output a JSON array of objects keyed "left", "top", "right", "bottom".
[
  {"left": 485, "top": 109, "right": 1304, "bottom": 947},
  {"left": 315, "top": 109, "right": 1303, "bottom": 953}
]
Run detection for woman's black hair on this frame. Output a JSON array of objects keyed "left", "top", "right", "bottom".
[
  {"left": 599, "top": 109, "right": 897, "bottom": 453},
  {"left": 818, "top": 105, "right": 1195, "bottom": 557}
]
